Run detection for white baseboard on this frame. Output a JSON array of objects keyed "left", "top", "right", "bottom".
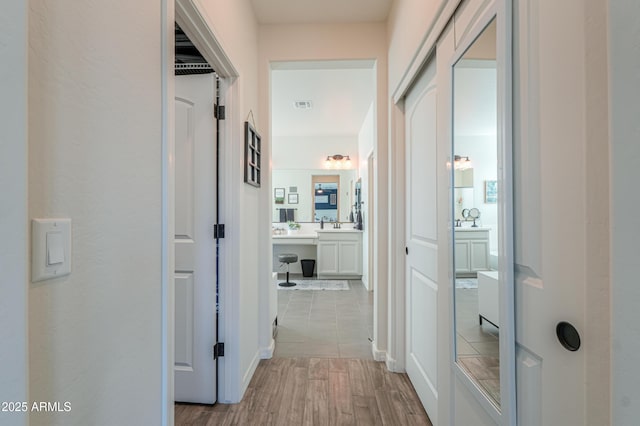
[
  {"left": 239, "top": 350, "right": 261, "bottom": 401},
  {"left": 372, "top": 342, "right": 387, "bottom": 362},
  {"left": 362, "top": 274, "right": 369, "bottom": 290},
  {"left": 385, "top": 355, "right": 405, "bottom": 373},
  {"left": 260, "top": 338, "right": 275, "bottom": 359}
]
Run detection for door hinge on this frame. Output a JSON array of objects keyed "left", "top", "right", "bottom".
[
  {"left": 214, "top": 224, "right": 225, "bottom": 239},
  {"left": 214, "top": 104, "right": 226, "bottom": 120},
  {"left": 213, "top": 342, "right": 225, "bottom": 360}
]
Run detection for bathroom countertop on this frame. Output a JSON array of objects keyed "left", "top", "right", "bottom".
[
  {"left": 454, "top": 226, "right": 491, "bottom": 231},
  {"left": 272, "top": 228, "right": 363, "bottom": 244},
  {"left": 315, "top": 228, "right": 363, "bottom": 233},
  {"left": 272, "top": 233, "right": 318, "bottom": 239},
  {"left": 272, "top": 228, "right": 362, "bottom": 238}
]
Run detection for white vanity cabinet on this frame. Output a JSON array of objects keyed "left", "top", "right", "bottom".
[
  {"left": 316, "top": 230, "right": 362, "bottom": 278},
  {"left": 454, "top": 227, "right": 490, "bottom": 276}
]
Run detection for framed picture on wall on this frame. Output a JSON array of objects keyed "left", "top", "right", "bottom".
[
  {"left": 274, "top": 188, "right": 285, "bottom": 204},
  {"left": 244, "top": 121, "right": 261, "bottom": 187},
  {"left": 288, "top": 193, "right": 298, "bottom": 204},
  {"left": 485, "top": 180, "right": 497, "bottom": 203}
]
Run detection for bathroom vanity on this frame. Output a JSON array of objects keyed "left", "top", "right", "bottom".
[
  {"left": 454, "top": 227, "right": 490, "bottom": 277},
  {"left": 316, "top": 229, "right": 362, "bottom": 278},
  {"left": 272, "top": 226, "right": 362, "bottom": 279}
]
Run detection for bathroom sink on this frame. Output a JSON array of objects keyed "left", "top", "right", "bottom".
[{"left": 316, "top": 228, "right": 362, "bottom": 233}]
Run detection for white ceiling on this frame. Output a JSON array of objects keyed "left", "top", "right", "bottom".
[
  {"left": 251, "top": 0, "right": 393, "bottom": 24},
  {"left": 271, "top": 62, "right": 375, "bottom": 138}
]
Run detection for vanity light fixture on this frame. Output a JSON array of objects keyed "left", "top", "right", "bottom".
[
  {"left": 454, "top": 155, "right": 472, "bottom": 170},
  {"left": 324, "top": 154, "right": 352, "bottom": 169}
]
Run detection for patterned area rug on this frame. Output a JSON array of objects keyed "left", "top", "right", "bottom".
[
  {"left": 278, "top": 280, "right": 349, "bottom": 290},
  {"left": 455, "top": 278, "right": 478, "bottom": 289}
]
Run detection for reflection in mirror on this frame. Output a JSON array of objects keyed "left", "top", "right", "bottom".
[
  {"left": 314, "top": 181, "right": 338, "bottom": 222},
  {"left": 452, "top": 18, "right": 501, "bottom": 408},
  {"left": 354, "top": 179, "right": 363, "bottom": 229},
  {"left": 272, "top": 169, "right": 356, "bottom": 223},
  {"left": 455, "top": 167, "right": 474, "bottom": 188}
]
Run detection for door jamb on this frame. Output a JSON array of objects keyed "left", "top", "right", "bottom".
[{"left": 367, "top": 150, "right": 375, "bottom": 292}]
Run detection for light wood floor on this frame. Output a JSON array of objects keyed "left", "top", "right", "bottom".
[{"left": 175, "top": 357, "right": 432, "bottom": 425}]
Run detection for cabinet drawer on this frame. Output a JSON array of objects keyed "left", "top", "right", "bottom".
[{"left": 316, "top": 232, "right": 361, "bottom": 242}]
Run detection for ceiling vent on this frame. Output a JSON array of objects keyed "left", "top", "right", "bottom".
[{"left": 293, "top": 100, "right": 313, "bottom": 110}]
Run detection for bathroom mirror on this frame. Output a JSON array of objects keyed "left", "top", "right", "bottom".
[
  {"left": 452, "top": 17, "right": 507, "bottom": 411},
  {"left": 271, "top": 169, "right": 356, "bottom": 223}
]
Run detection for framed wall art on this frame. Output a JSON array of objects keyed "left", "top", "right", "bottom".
[
  {"left": 244, "top": 121, "right": 261, "bottom": 187},
  {"left": 485, "top": 180, "right": 497, "bottom": 203},
  {"left": 274, "top": 188, "right": 285, "bottom": 204}
]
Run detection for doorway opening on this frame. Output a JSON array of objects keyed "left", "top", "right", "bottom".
[{"left": 270, "top": 60, "right": 376, "bottom": 360}]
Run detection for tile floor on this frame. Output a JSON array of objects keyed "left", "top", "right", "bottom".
[
  {"left": 274, "top": 275, "right": 374, "bottom": 360},
  {"left": 455, "top": 286, "right": 501, "bottom": 406}
]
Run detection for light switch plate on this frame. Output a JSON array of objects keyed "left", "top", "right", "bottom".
[{"left": 32, "top": 218, "right": 72, "bottom": 282}]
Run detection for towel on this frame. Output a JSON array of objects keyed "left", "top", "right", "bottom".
[
  {"left": 279, "top": 209, "right": 287, "bottom": 223},
  {"left": 286, "top": 209, "right": 295, "bottom": 222}
]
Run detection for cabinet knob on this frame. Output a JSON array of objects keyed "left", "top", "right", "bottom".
[{"left": 405, "top": 247, "right": 409, "bottom": 255}]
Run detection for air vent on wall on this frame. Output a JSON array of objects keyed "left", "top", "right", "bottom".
[{"left": 293, "top": 100, "right": 313, "bottom": 110}]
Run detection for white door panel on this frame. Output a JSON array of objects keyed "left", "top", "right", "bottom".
[
  {"left": 405, "top": 57, "right": 439, "bottom": 424},
  {"left": 175, "top": 100, "right": 195, "bottom": 240},
  {"left": 408, "top": 268, "right": 439, "bottom": 386},
  {"left": 175, "top": 272, "right": 195, "bottom": 370},
  {"left": 174, "top": 74, "right": 217, "bottom": 404},
  {"left": 469, "top": 241, "right": 488, "bottom": 271},
  {"left": 338, "top": 241, "right": 359, "bottom": 275},
  {"left": 317, "top": 242, "right": 339, "bottom": 275}
]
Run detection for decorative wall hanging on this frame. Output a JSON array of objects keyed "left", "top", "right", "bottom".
[
  {"left": 288, "top": 193, "right": 299, "bottom": 204},
  {"left": 244, "top": 121, "right": 261, "bottom": 187},
  {"left": 485, "top": 180, "right": 497, "bottom": 203},
  {"left": 274, "top": 188, "right": 285, "bottom": 204}
]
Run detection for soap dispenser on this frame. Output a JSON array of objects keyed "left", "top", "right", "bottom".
[{"left": 320, "top": 218, "right": 324, "bottom": 229}]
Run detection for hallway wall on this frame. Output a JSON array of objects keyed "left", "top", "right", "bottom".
[
  {"left": 0, "top": 2, "right": 28, "bottom": 426},
  {"left": 27, "top": 1, "right": 163, "bottom": 425},
  {"left": 387, "top": 0, "right": 447, "bottom": 93}
]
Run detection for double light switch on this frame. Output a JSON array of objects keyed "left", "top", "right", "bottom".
[{"left": 32, "top": 218, "right": 72, "bottom": 282}]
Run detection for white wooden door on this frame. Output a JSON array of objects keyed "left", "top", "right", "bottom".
[
  {"left": 405, "top": 57, "right": 439, "bottom": 423},
  {"left": 174, "top": 74, "right": 217, "bottom": 404}
]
